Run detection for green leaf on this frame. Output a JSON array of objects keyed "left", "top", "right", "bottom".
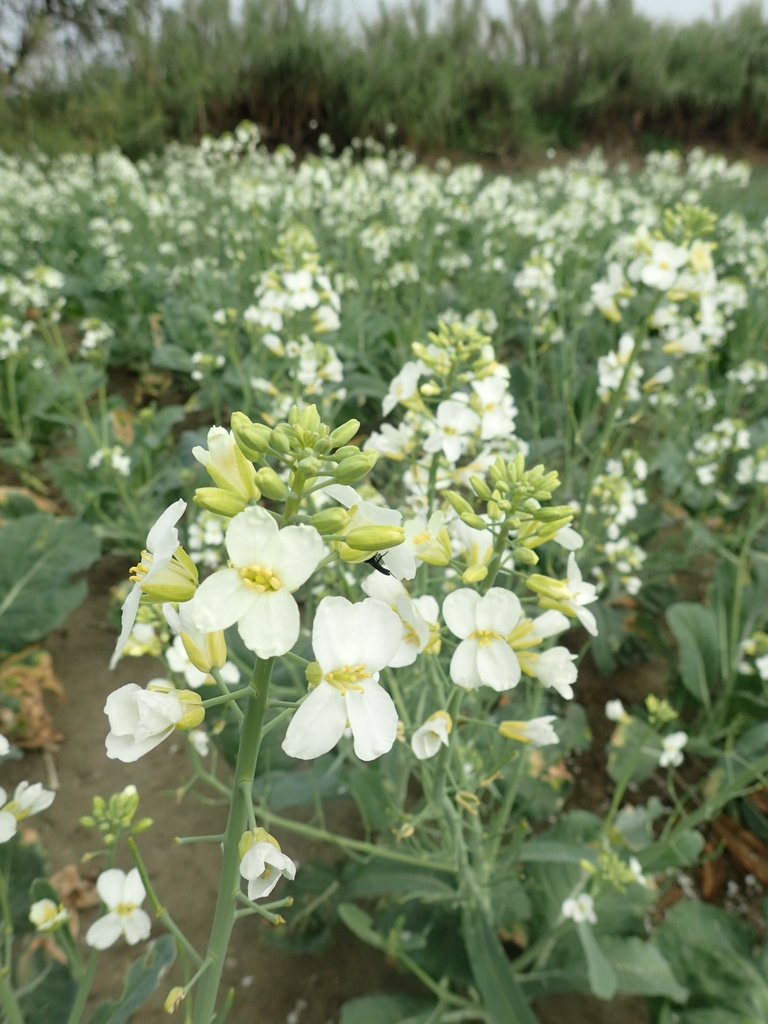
[
  {"left": 518, "top": 840, "right": 597, "bottom": 865},
  {"left": 462, "top": 907, "right": 538, "bottom": 1024},
  {"left": 577, "top": 923, "right": 617, "bottom": 1000},
  {"left": 0, "top": 514, "right": 100, "bottom": 657},
  {"left": 600, "top": 937, "right": 688, "bottom": 1001},
  {"left": 641, "top": 828, "right": 704, "bottom": 871},
  {"left": 19, "top": 962, "right": 77, "bottom": 1022},
  {"left": 339, "top": 994, "right": 435, "bottom": 1024},
  {"left": 344, "top": 862, "right": 455, "bottom": 902},
  {"left": 607, "top": 718, "right": 661, "bottom": 787},
  {"left": 666, "top": 602, "right": 720, "bottom": 708},
  {"left": 87, "top": 936, "right": 176, "bottom": 1024},
  {"left": 338, "top": 903, "right": 388, "bottom": 952}
]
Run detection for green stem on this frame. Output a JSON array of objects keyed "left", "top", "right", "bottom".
[
  {"left": 65, "top": 950, "right": 98, "bottom": 1024},
  {"left": 254, "top": 806, "right": 456, "bottom": 873},
  {"left": 201, "top": 686, "right": 253, "bottom": 709},
  {"left": 0, "top": 969, "right": 23, "bottom": 1024},
  {"left": 128, "top": 838, "right": 202, "bottom": 967},
  {"left": 191, "top": 657, "right": 274, "bottom": 1024}
]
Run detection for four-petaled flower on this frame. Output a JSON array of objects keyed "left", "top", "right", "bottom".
[
  {"left": 239, "top": 828, "right": 297, "bottom": 900},
  {"left": 104, "top": 680, "right": 202, "bottom": 762},
  {"left": 443, "top": 588, "right": 524, "bottom": 690},
  {"left": 0, "top": 781, "right": 55, "bottom": 843},
  {"left": 562, "top": 893, "right": 597, "bottom": 925},
  {"left": 411, "top": 711, "right": 452, "bottom": 760},
  {"left": 86, "top": 869, "right": 151, "bottom": 949},
  {"left": 282, "top": 596, "right": 402, "bottom": 761},
  {"left": 191, "top": 506, "right": 324, "bottom": 658}
]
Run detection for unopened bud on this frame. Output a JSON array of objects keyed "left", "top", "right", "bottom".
[
  {"left": 310, "top": 507, "right": 351, "bottom": 535},
  {"left": 462, "top": 565, "right": 488, "bottom": 585},
  {"left": 460, "top": 512, "right": 487, "bottom": 531},
  {"left": 470, "top": 475, "right": 491, "bottom": 500},
  {"left": 194, "top": 487, "right": 248, "bottom": 517},
  {"left": 231, "top": 412, "right": 271, "bottom": 457},
  {"left": 329, "top": 418, "right": 360, "bottom": 448},
  {"left": 164, "top": 987, "right": 186, "bottom": 1014},
  {"left": 306, "top": 661, "right": 323, "bottom": 687},
  {"left": 345, "top": 526, "right": 405, "bottom": 552},
  {"left": 511, "top": 546, "right": 539, "bottom": 566},
  {"left": 445, "top": 491, "right": 474, "bottom": 516},
  {"left": 270, "top": 427, "right": 292, "bottom": 455},
  {"left": 299, "top": 405, "right": 321, "bottom": 434},
  {"left": 535, "top": 505, "right": 574, "bottom": 522},
  {"left": 254, "top": 467, "right": 288, "bottom": 501},
  {"left": 333, "top": 445, "right": 360, "bottom": 461},
  {"left": 176, "top": 691, "right": 205, "bottom": 731},
  {"left": 335, "top": 451, "right": 377, "bottom": 484}
]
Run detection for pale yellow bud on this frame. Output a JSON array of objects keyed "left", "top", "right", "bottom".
[
  {"left": 175, "top": 691, "right": 205, "bottom": 731},
  {"left": 193, "top": 487, "right": 248, "bottom": 517}
]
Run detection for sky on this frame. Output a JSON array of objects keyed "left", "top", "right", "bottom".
[{"left": 335, "top": 0, "right": 768, "bottom": 24}]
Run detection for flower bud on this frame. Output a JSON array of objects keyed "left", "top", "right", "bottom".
[
  {"left": 239, "top": 826, "right": 279, "bottom": 861},
  {"left": 305, "top": 661, "right": 323, "bottom": 687},
  {"left": 462, "top": 565, "right": 488, "bottom": 584},
  {"left": 329, "top": 418, "right": 360, "bottom": 448},
  {"left": 254, "top": 467, "right": 288, "bottom": 501},
  {"left": 193, "top": 487, "right": 248, "bottom": 517},
  {"left": 511, "top": 546, "right": 539, "bottom": 566},
  {"left": 460, "top": 512, "right": 487, "bottom": 530},
  {"left": 297, "top": 456, "right": 322, "bottom": 476},
  {"left": 333, "top": 444, "right": 360, "bottom": 460},
  {"left": 181, "top": 628, "right": 226, "bottom": 673},
  {"left": 309, "top": 507, "right": 351, "bottom": 535},
  {"left": 270, "top": 427, "right": 292, "bottom": 455},
  {"left": 444, "top": 491, "right": 474, "bottom": 516},
  {"left": 345, "top": 526, "right": 405, "bottom": 552},
  {"left": 470, "top": 475, "right": 491, "bottom": 500},
  {"left": 231, "top": 412, "right": 271, "bottom": 458},
  {"left": 164, "top": 987, "right": 186, "bottom": 1014},
  {"left": 139, "top": 547, "right": 199, "bottom": 603},
  {"left": 176, "top": 691, "right": 205, "bottom": 731},
  {"left": 335, "top": 451, "right": 378, "bottom": 484},
  {"left": 298, "top": 405, "right": 322, "bottom": 434},
  {"left": 535, "top": 505, "right": 574, "bottom": 523}
]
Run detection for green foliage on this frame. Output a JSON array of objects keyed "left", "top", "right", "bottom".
[
  {"left": 87, "top": 936, "right": 177, "bottom": 1024},
  {"left": 5, "top": 0, "right": 768, "bottom": 157},
  {"left": 0, "top": 513, "right": 100, "bottom": 657}
]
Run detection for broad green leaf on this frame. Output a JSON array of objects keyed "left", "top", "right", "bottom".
[
  {"left": 518, "top": 840, "right": 597, "bottom": 865},
  {"left": 0, "top": 514, "right": 100, "bottom": 657},
  {"left": 87, "top": 936, "right": 176, "bottom": 1024},
  {"left": 19, "top": 962, "right": 77, "bottom": 1022},
  {"left": 338, "top": 903, "right": 388, "bottom": 952},
  {"left": 600, "top": 937, "right": 688, "bottom": 1001},
  {"left": 641, "top": 828, "right": 704, "bottom": 871},
  {"left": 345, "top": 862, "right": 455, "bottom": 901},
  {"left": 462, "top": 908, "right": 537, "bottom": 1024},
  {"left": 666, "top": 602, "right": 719, "bottom": 708},
  {"left": 577, "top": 923, "right": 617, "bottom": 1000},
  {"left": 339, "top": 994, "right": 435, "bottom": 1024},
  {"left": 607, "top": 718, "right": 661, "bottom": 787}
]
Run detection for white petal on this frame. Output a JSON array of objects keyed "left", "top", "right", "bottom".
[
  {"left": 146, "top": 499, "right": 186, "bottom": 556},
  {"left": 109, "top": 583, "right": 142, "bottom": 670},
  {"left": 282, "top": 683, "right": 347, "bottom": 760},
  {"left": 353, "top": 600, "right": 403, "bottom": 672},
  {"left": 311, "top": 596, "right": 353, "bottom": 671},
  {"left": 123, "top": 908, "right": 152, "bottom": 945},
  {"left": 274, "top": 525, "right": 324, "bottom": 590},
  {"left": 238, "top": 589, "right": 299, "bottom": 657},
  {"left": 86, "top": 912, "right": 123, "bottom": 950},
  {"left": 0, "top": 810, "right": 17, "bottom": 843},
  {"left": 476, "top": 589, "right": 522, "bottom": 634},
  {"left": 105, "top": 727, "right": 174, "bottom": 762},
  {"left": 345, "top": 681, "right": 398, "bottom": 761},
  {"left": 449, "top": 640, "right": 483, "bottom": 688},
  {"left": 122, "top": 868, "right": 146, "bottom": 907},
  {"left": 443, "top": 590, "right": 480, "bottom": 639},
  {"left": 575, "top": 606, "right": 598, "bottom": 637},
  {"left": 531, "top": 611, "right": 570, "bottom": 639},
  {"left": 97, "top": 869, "right": 127, "bottom": 910},
  {"left": 191, "top": 569, "right": 255, "bottom": 632},
  {"left": 225, "top": 507, "right": 278, "bottom": 566},
  {"left": 477, "top": 641, "right": 521, "bottom": 691}
]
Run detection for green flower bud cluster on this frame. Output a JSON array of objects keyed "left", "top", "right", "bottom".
[
  {"left": 411, "top": 320, "right": 498, "bottom": 394},
  {"left": 79, "top": 785, "right": 152, "bottom": 846},
  {"left": 272, "top": 223, "right": 321, "bottom": 272},
  {"left": 596, "top": 849, "right": 640, "bottom": 892},
  {"left": 444, "top": 454, "right": 575, "bottom": 565},
  {"left": 231, "top": 405, "right": 379, "bottom": 511},
  {"left": 645, "top": 695, "right": 678, "bottom": 726},
  {"left": 662, "top": 202, "right": 717, "bottom": 244}
]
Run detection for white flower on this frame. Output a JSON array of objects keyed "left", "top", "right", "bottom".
[
  {"left": 562, "top": 893, "right": 597, "bottom": 925},
  {"left": 325, "top": 484, "right": 411, "bottom": 579},
  {"left": 192, "top": 426, "right": 259, "bottom": 501},
  {"left": 0, "top": 735, "right": 9, "bottom": 757},
  {"left": 239, "top": 830, "right": 297, "bottom": 900},
  {"left": 443, "top": 588, "right": 523, "bottom": 691},
  {"left": 423, "top": 398, "right": 481, "bottom": 464},
  {"left": 0, "top": 781, "right": 56, "bottom": 843},
  {"left": 553, "top": 525, "right": 583, "bottom": 551},
  {"left": 558, "top": 555, "right": 600, "bottom": 636},
  {"left": 191, "top": 507, "right": 323, "bottom": 657},
  {"left": 382, "top": 360, "right": 423, "bottom": 415},
  {"left": 628, "top": 857, "right": 649, "bottom": 887},
  {"left": 105, "top": 681, "right": 186, "bottom": 762},
  {"left": 188, "top": 729, "right": 210, "bottom": 757},
  {"left": 659, "top": 731, "right": 688, "bottom": 768},
  {"left": 605, "top": 699, "right": 627, "bottom": 722},
  {"left": 499, "top": 716, "right": 559, "bottom": 746},
  {"left": 411, "top": 711, "right": 452, "bottom": 760},
  {"left": 110, "top": 499, "right": 191, "bottom": 669},
  {"left": 30, "top": 899, "right": 70, "bottom": 932},
  {"left": 86, "top": 869, "right": 151, "bottom": 949},
  {"left": 361, "top": 572, "right": 429, "bottom": 667},
  {"left": 282, "top": 596, "right": 402, "bottom": 762},
  {"left": 528, "top": 647, "right": 578, "bottom": 698},
  {"left": 640, "top": 240, "right": 689, "bottom": 291},
  {"left": 166, "top": 635, "right": 209, "bottom": 688}
]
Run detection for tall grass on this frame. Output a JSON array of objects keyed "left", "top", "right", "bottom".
[{"left": 2, "top": 0, "right": 768, "bottom": 157}]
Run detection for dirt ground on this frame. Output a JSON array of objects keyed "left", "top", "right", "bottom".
[{"left": 6, "top": 560, "right": 649, "bottom": 1024}]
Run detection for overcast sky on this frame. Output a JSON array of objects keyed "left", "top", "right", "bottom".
[{"left": 334, "top": 0, "right": 768, "bottom": 24}]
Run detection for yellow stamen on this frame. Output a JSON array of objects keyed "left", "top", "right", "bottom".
[{"left": 239, "top": 564, "right": 282, "bottom": 592}]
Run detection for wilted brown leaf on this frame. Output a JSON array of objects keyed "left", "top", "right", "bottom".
[
  {"left": 712, "top": 814, "right": 768, "bottom": 887},
  {"left": 0, "top": 648, "right": 64, "bottom": 749}
]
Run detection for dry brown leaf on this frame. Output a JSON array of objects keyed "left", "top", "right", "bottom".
[
  {"left": 0, "top": 486, "right": 60, "bottom": 519},
  {"left": 50, "top": 864, "right": 100, "bottom": 911},
  {"left": 748, "top": 789, "right": 768, "bottom": 816},
  {"left": 712, "top": 814, "right": 768, "bottom": 887},
  {"left": 699, "top": 838, "right": 728, "bottom": 903},
  {"left": 0, "top": 648, "right": 64, "bottom": 749},
  {"left": 111, "top": 408, "right": 135, "bottom": 447}
]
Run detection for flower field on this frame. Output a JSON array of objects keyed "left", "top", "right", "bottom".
[{"left": 1, "top": 127, "right": 768, "bottom": 1023}]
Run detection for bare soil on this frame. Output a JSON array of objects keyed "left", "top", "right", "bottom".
[{"left": 7, "top": 560, "right": 649, "bottom": 1024}]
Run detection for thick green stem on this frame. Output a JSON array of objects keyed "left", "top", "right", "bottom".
[
  {"left": 65, "top": 951, "right": 98, "bottom": 1024},
  {"left": 0, "top": 969, "right": 23, "bottom": 1024},
  {"left": 191, "top": 657, "right": 274, "bottom": 1024}
]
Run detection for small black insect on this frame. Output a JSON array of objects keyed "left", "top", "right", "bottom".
[{"left": 364, "top": 553, "right": 391, "bottom": 576}]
